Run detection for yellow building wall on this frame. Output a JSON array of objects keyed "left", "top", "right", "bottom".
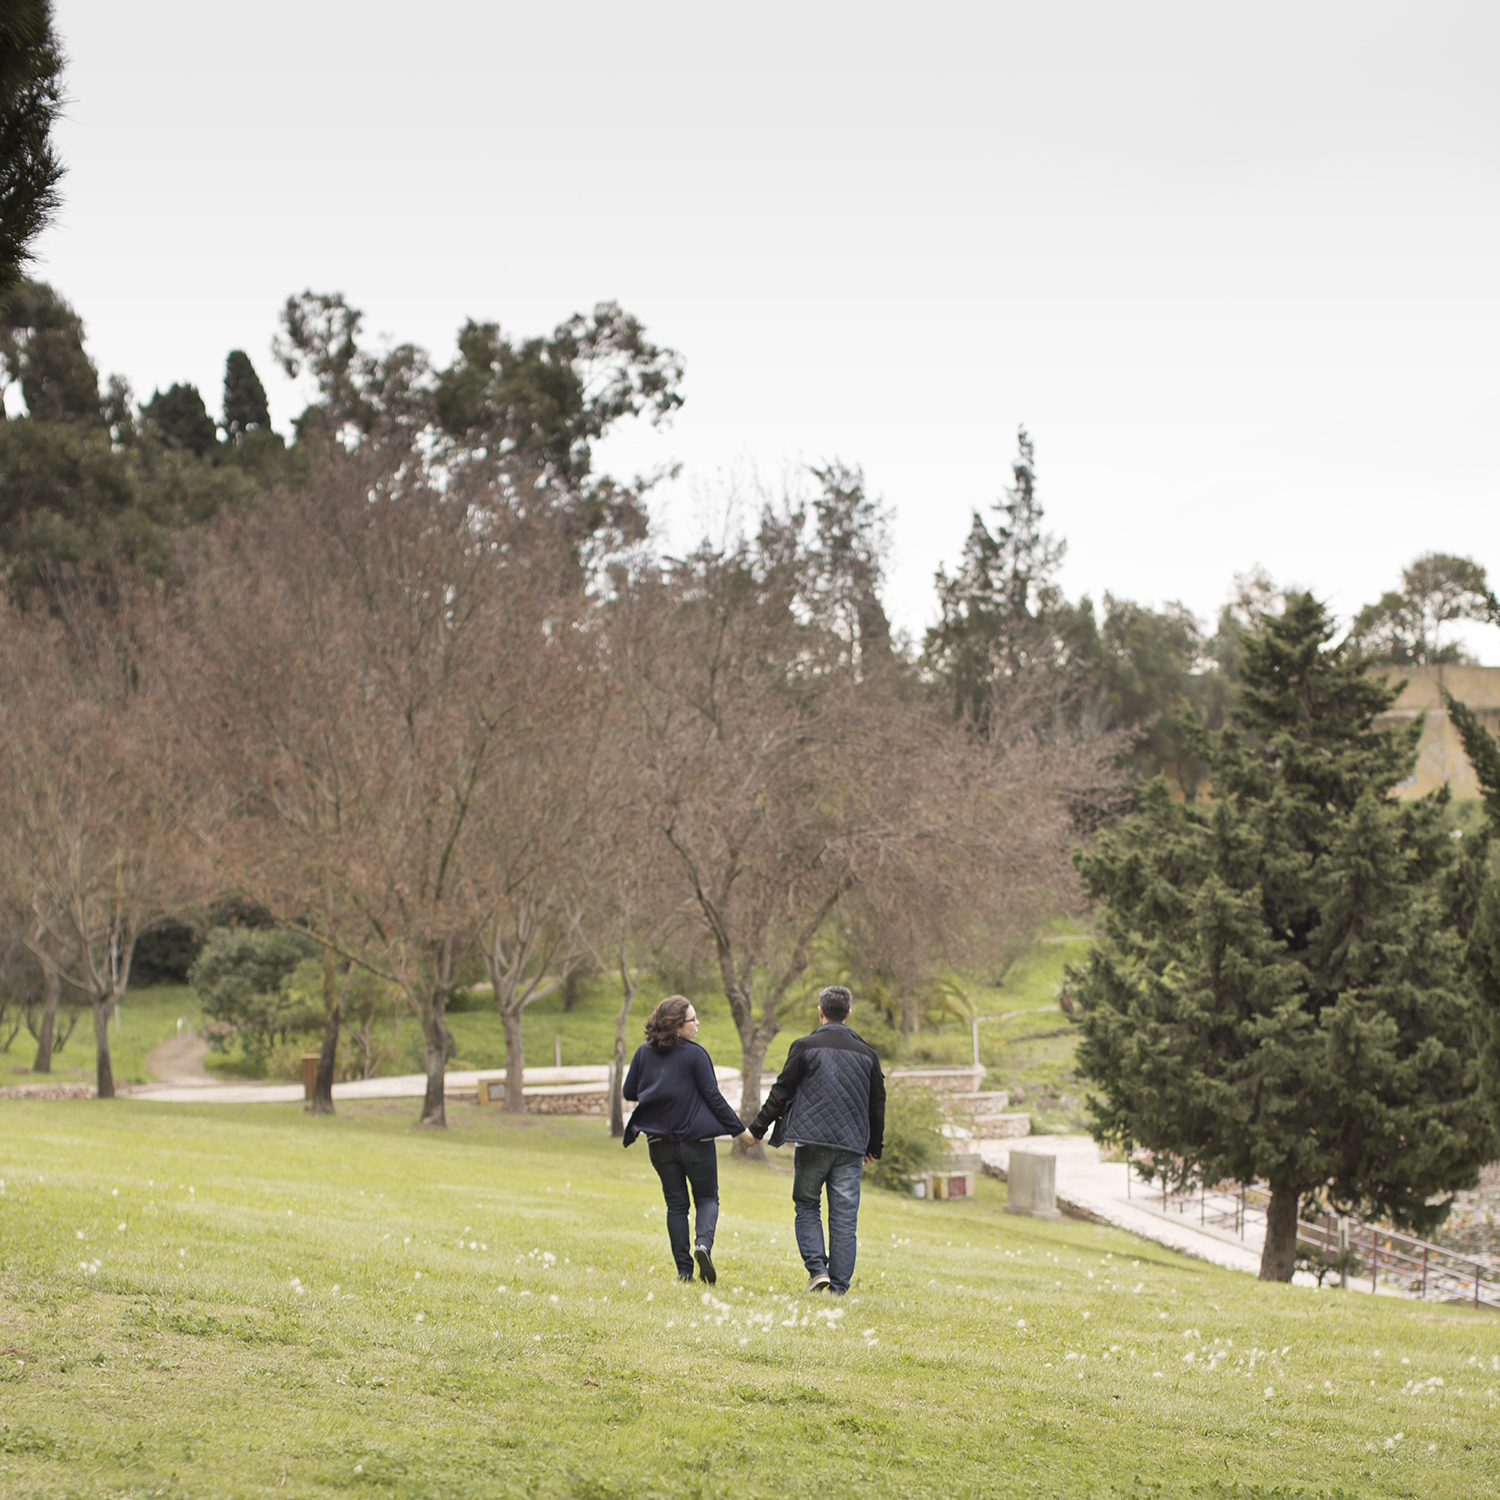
[
  {"left": 1373, "top": 664, "right": 1500, "bottom": 801},
  {"left": 1159, "top": 664, "right": 1500, "bottom": 804}
]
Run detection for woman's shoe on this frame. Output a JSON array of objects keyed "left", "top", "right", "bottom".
[{"left": 693, "top": 1244, "right": 717, "bottom": 1284}]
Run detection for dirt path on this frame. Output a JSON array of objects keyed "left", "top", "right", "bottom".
[{"left": 142, "top": 1033, "right": 219, "bottom": 1087}]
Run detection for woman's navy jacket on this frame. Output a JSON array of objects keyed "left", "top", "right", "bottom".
[{"left": 621, "top": 1039, "right": 745, "bottom": 1147}]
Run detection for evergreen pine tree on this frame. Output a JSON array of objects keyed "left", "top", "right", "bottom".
[
  {"left": 0, "top": 2, "right": 63, "bottom": 295},
  {"left": 924, "top": 426, "right": 1067, "bottom": 727},
  {"left": 1070, "top": 594, "right": 1495, "bottom": 1279},
  {"left": 222, "top": 349, "right": 270, "bottom": 438},
  {"left": 1441, "top": 687, "right": 1500, "bottom": 1124},
  {"left": 142, "top": 383, "right": 218, "bottom": 457},
  {"left": 0, "top": 279, "right": 102, "bottom": 423}
]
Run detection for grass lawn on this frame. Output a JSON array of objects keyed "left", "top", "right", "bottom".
[
  {"left": 2, "top": 1102, "right": 1496, "bottom": 1499},
  {"left": 3, "top": 986, "right": 207, "bottom": 1089}
]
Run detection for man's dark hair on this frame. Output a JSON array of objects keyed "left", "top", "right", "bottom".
[{"left": 818, "top": 985, "right": 852, "bottom": 1022}]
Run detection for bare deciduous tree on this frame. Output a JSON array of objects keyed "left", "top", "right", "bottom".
[
  {"left": 0, "top": 594, "right": 201, "bottom": 1097},
  {"left": 170, "top": 443, "right": 579, "bottom": 1126}
]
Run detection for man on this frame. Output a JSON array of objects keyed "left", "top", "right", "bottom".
[{"left": 748, "top": 984, "right": 885, "bottom": 1294}]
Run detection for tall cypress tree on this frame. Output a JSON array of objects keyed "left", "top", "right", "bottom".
[
  {"left": 1070, "top": 594, "right": 1495, "bottom": 1279},
  {"left": 222, "top": 349, "right": 270, "bottom": 438}
]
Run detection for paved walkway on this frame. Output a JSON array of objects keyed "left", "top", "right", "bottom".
[
  {"left": 973, "top": 1135, "right": 1271, "bottom": 1275},
  {"left": 128, "top": 1063, "right": 752, "bottom": 1106},
  {"left": 141, "top": 1033, "right": 217, "bottom": 1087}
]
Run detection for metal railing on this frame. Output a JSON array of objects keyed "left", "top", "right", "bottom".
[{"left": 1127, "top": 1160, "right": 1497, "bottom": 1310}]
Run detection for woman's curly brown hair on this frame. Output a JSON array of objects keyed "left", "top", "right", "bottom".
[{"left": 644, "top": 995, "right": 693, "bottom": 1054}]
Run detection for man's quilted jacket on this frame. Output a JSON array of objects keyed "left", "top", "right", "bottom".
[{"left": 749, "top": 1022, "right": 885, "bottom": 1157}]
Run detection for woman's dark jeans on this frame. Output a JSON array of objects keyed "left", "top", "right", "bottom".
[{"left": 647, "top": 1137, "right": 720, "bottom": 1278}]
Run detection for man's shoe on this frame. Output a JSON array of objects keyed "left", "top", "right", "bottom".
[
  {"left": 804, "top": 1271, "right": 831, "bottom": 1292},
  {"left": 693, "top": 1245, "right": 717, "bottom": 1285}
]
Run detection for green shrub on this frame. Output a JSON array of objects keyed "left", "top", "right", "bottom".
[
  {"left": 187, "top": 928, "right": 320, "bottom": 1070},
  {"left": 867, "top": 1083, "right": 950, "bottom": 1192}
]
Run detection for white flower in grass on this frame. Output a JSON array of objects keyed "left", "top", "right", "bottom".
[
  {"left": 1263, "top": 1387, "right": 1274, "bottom": 1399},
  {"left": 116, "top": 1222, "right": 126, "bottom": 1233},
  {"left": 414, "top": 1312, "right": 425, "bottom": 1323},
  {"left": 549, "top": 1294, "right": 559, "bottom": 1306},
  {"left": 1015, "top": 1319, "right": 1026, "bottom": 1329},
  {"left": 76, "top": 1230, "right": 84, "bottom": 1240}
]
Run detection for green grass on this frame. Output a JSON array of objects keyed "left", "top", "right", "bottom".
[
  {"left": 2, "top": 985, "right": 205, "bottom": 1089},
  {"left": 1, "top": 1102, "right": 1496, "bottom": 1499}
]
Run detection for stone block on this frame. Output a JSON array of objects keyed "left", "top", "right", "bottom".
[{"left": 1004, "top": 1150, "right": 1061, "bottom": 1220}]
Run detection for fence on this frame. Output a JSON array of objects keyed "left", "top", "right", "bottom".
[{"left": 1128, "top": 1162, "right": 1497, "bottom": 1310}]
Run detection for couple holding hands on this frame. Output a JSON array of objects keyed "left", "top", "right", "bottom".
[{"left": 621, "top": 987, "right": 886, "bottom": 1294}]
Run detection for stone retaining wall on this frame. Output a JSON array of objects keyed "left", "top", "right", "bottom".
[{"left": 0, "top": 1083, "right": 96, "bottom": 1100}]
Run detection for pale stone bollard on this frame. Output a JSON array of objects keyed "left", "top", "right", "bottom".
[{"left": 1004, "top": 1151, "right": 1061, "bottom": 1221}]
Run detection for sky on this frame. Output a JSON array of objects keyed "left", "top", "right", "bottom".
[{"left": 35, "top": 1, "right": 1500, "bottom": 659}]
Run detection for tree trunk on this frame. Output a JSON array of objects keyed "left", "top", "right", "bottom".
[
  {"left": 899, "top": 985, "right": 915, "bottom": 1041},
  {"left": 32, "top": 965, "right": 60, "bottom": 1073},
  {"left": 608, "top": 977, "right": 638, "bottom": 1139},
  {"left": 501, "top": 1006, "right": 526, "bottom": 1114},
  {"left": 91, "top": 996, "right": 115, "bottom": 1100},
  {"left": 737, "top": 1028, "right": 772, "bottom": 1125},
  {"left": 418, "top": 994, "right": 447, "bottom": 1128},
  {"left": 1259, "top": 1181, "right": 1300, "bottom": 1281},
  {"left": 309, "top": 947, "right": 340, "bottom": 1116}
]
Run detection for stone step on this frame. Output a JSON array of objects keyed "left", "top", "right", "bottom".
[{"left": 950, "top": 1090, "right": 1011, "bottom": 1116}]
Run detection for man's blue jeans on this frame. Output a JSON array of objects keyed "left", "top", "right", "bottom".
[{"left": 792, "top": 1144, "right": 864, "bottom": 1293}]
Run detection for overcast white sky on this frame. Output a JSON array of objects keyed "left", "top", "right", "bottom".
[{"left": 36, "top": 1, "right": 1500, "bottom": 658}]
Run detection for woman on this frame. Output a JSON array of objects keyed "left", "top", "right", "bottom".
[{"left": 622, "top": 995, "right": 756, "bottom": 1284}]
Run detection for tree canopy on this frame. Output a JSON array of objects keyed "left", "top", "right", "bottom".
[
  {"left": 1069, "top": 593, "right": 1495, "bottom": 1279},
  {"left": 1350, "top": 552, "right": 1499, "bottom": 665}
]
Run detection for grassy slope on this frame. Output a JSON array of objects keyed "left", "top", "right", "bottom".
[
  {"left": 2, "top": 985, "right": 206, "bottom": 1089},
  {"left": 1, "top": 1102, "right": 1495, "bottom": 1500}
]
